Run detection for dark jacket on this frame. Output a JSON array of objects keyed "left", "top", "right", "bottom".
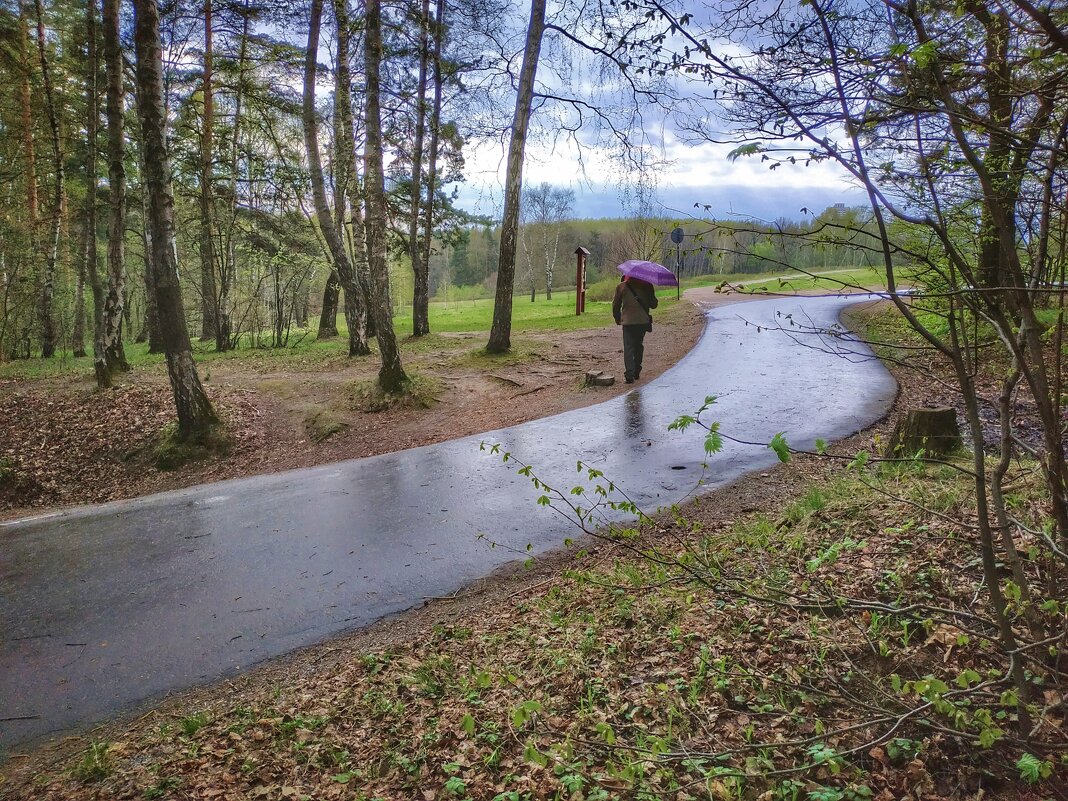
[{"left": 612, "top": 278, "right": 658, "bottom": 326}]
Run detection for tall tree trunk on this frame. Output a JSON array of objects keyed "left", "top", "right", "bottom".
[
  {"left": 486, "top": 0, "right": 546, "bottom": 353},
  {"left": 102, "top": 0, "right": 129, "bottom": 371},
  {"left": 317, "top": 273, "right": 340, "bottom": 337},
  {"left": 199, "top": 0, "right": 220, "bottom": 344},
  {"left": 408, "top": 0, "right": 431, "bottom": 336},
  {"left": 85, "top": 0, "right": 111, "bottom": 388},
  {"left": 72, "top": 252, "right": 87, "bottom": 357},
  {"left": 303, "top": 0, "right": 369, "bottom": 356},
  {"left": 331, "top": 0, "right": 370, "bottom": 345},
  {"left": 34, "top": 0, "right": 62, "bottom": 359},
  {"left": 142, "top": 209, "right": 162, "bottom": 352},
  {"left": 221, "top": 0, "right": 250, "bottom": 350},
  {"left": 18, "top": 1, "right": 38, "bottom": 233},
  {"left": 418, "top": 0, "right": 444, "bottom": 320},
  {"left": 133, "top": 0, "right": 217, "bottom": 439},
  {"left": 364, "top": 0, "right": 407, "bottom": 391},
  {"left": 333, "top": 0, "right": 375, "bottom": 339},
  {"left": 544, "top": 224, "right": 559, "bottom": 300}
]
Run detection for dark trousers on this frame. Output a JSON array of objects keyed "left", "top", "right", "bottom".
[{"left": 622, "top": 324, "right": 647, "bottom": 381}]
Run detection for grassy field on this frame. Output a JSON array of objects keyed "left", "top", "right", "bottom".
[
  {"left": 0, "top": 292, "right": 644, "bottom": 381},
  {"left": 714, "top": 265, "right": 884, "bottom": 293},
  {"left": 0, "top": 267, "right": 883, "bottom": 381}
]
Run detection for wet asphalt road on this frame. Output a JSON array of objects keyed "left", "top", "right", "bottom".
[{"left": 0, "top": 294, "right": 897, "bottom": 752}]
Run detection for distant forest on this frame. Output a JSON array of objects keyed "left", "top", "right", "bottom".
[{"left": 430, "top": 202, "right": 875, "bottom": 304}]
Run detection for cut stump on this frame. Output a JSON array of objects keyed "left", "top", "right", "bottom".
[
  {"left": 886, "top": 407, "right": 961, "bottom": 457},
  {"left": 584, "top": 370, "right": 615, "bottom": 387}
]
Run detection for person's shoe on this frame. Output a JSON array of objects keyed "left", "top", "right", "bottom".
[{"left": 624, "top": 375, "right": 634, "bottom": 384}]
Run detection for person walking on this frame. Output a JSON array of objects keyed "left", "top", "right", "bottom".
[{"left": 612, "top": 275, "right": 658, "bottom": 383}]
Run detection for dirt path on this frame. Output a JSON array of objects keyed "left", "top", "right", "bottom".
[{"left": 3, "top": 294, "right": 766, "bottom": 520}]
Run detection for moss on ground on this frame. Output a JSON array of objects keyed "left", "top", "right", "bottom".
[
  {"left": 345, "top": 373, "right": 442, "bottom": 413},
  {"left": 153, "top": 423, "right": 233, "bottom": 471},
  {"left": 303, "top": 409, "right": 348, "bottom": 443}
]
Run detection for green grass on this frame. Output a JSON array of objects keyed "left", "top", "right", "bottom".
[
  {"left": 714, "top": 266, "right": 884, "bottom": 294},
  {"left": 0, "top": 291, "right": 638, "bottom": 381},
  {"left": 392, "top": 290, "right": 625, "bottom": 335},
  {"left": 0, "top": 268, "right": 875, "bottom": 382}
]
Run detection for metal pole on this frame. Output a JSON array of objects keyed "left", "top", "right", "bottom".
[
  {"left": 670, "top": 227, "right": 684, "bottom": 300},
  {"left": 676, "top": 242, "right": 681, "bottom": 300}
]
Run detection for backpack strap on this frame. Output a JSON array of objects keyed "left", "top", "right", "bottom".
[{"left": 626, "top": 282, "right": 651, "bottom": 315}]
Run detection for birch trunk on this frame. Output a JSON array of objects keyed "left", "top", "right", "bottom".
[
  {"left": 85, "top": 0, "right": 111, "bottom": 387},
  {"left": 33, "top": 0, "right": 62, "bottom": 359},
  {"left": 364, "top": 0, "right": 407, "bottom": 391},
  {"left": 486, "top": 0, "right": 546, "bottom": 353},
  {"left": 303, "top": 0, "right": 369, "bottom": 356},
  {"left": 408, "top": 0, "right": 430, "bottom": 336},
  {"left": 102, "top": 0, "right": 129, "bottom": 370}
]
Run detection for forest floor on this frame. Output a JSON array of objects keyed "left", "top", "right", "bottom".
[
  {"left": 3, "top": 297, "right": 1065, "bottom": 799},
  {"left": 0, "top": 291, "right": 769, "bottom": 520}
]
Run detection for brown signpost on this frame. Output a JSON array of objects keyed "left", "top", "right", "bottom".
[{"left": 575, "top": 246, "right": 590, "bottom": 315}]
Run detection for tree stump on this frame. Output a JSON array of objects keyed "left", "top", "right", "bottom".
[
  {"left": 584, "top": 370, "right": 615, "bottom": 387},
  {"left": 886, "top": 407, "right": 961, "bottom": 457}
]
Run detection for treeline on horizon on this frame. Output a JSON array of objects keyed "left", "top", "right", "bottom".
[{"left": 437, "top": 203, "right": 873, "bottom": 302}]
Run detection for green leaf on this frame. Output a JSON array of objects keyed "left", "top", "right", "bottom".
[
  {"left": 769, "top": 432, "right": 791, "bottom": 463},
  {"left": 978, "top": 727, "right": 1002, "bottom": 748},
  {"left": 511, "top": 700, "right": 542, "bottom": 728},
  {"left": 669, "top": 414, "right": 696, "bottom": 432},
  {"left": 595, "top": 721, "right": 616, "bottom": 744},
  {"left": 461, "top": 713, "right": 476, "bottom": 736},
  {"left": 523, "top": 740, "right": 549, "bottom": 767},
  {"left": 814, "top": 438, "right": 827, "bottom": 454},
  {"left": 705, "top": 422, "right": 723, "bottom": 454},
  {"left": 913, "top": 40, "right": 937, "bottom": 68},
  {"left": 727, "top": 142, "right": 765, "bottom": 162},
  {"left": 1016, "top": 752, "right": 1052, "bottom": 783},
  {"left": 955, "top": 668, "right": 981, "bottom": 689}
]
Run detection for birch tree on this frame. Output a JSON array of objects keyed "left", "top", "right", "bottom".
[
  {"left": 486, "top": 0, "right": 546, "bottom": 354},
  {"left": 133, "top": 0, "right": 217, "bottom": 439},
  {"left": 302, "top": 0, "right": 370, "bottom": 357},
  {"left": 102, "top": 0, "right": 128, "bottom": 372},
  {"left": 363, "top": 0, "right": 407, "bottom": 391}
]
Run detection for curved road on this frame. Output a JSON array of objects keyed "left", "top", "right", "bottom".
[{"left": 0, "top": 294, "right": 896, "bottom": 752}]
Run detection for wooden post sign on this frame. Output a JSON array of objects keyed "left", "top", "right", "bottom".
[{"left": 575, "top": 246, "right": 590, "bottom": 315}]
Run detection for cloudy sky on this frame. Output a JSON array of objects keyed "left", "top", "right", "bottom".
[
  {"left": 447, "top": 0, "right": 870, "bottom": 226},
  {"left": 454, "top": 132, "right": 866, "bottom": 225}
]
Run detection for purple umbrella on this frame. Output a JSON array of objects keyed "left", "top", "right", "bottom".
[{"left": 615, "top": 259, "right": 679, "bottom": 287}]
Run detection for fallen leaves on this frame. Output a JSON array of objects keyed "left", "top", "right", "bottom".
[{"left": 0, "top": 381, "right": 269, "bottom": 514}]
